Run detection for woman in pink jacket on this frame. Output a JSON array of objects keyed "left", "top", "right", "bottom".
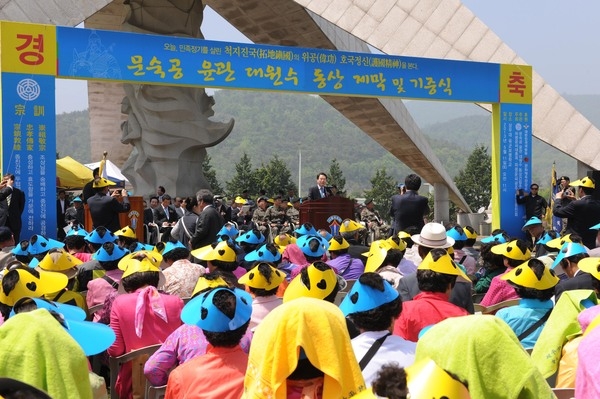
[{"left": 107, "top": 250, "right": 183, "bottom": 399}]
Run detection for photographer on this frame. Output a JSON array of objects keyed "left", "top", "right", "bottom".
[
  {"left": 87, "top": 178, "right": 130, "bottom": 231},
  {"left": 516, "top": 183, "right": 547, "bottom": 220}
]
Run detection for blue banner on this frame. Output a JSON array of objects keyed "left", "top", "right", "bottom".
[
  {"left": 497, "top": 102, "right": 532, "bottom": 237},
  {"left": 1, "top": 72, "right": 56, "bottom": 238},
  {"left": 56, "top": 27, "right": 500, "bottom": 103}
]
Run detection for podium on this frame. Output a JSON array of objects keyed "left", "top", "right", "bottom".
[
  {"left": 299, "top": 196, "right": 355, "bottom": 230},
  {"left": 84, "top": 196, "right": 145, "bottom": 239}
]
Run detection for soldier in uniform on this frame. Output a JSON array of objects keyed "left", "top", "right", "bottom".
[
  {"left": 265, "top": 195, "right": 290, "bottom": 236},
  {"left": 251, "top": 196, "right": 270, "bottom": 236},
  {"left": 360, "top": 198, "right": 390, "bottom": 240},
  {"left": 286, "top": 197, "right": 301, "bottom": 228}
]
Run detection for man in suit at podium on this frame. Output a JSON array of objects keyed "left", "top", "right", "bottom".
[{"left": 308, "top": 172, "right": 331, "bottom": 200}]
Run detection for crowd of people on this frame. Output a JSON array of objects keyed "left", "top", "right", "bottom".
[{"left": 2, "top": 172, "right": 600, "bottom": 398}]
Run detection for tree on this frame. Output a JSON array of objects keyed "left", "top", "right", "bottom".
[
  {"left": 255, "top": 155, "right": 295, "bottom": 195},
  {"left": 328, "top": 158, "right": 346, "bottom": 194},
  {"left": 363, "top": 168, "right": 396, "bottom": 219},
  {"left": 454, "top": 144, "right": 492, "bottom": 212},
  {"left": 202, "top": 155, "right": 223, "bottom": 194},
  {"left": 226, "top": 153, "right": 258, "bottom": 197}
]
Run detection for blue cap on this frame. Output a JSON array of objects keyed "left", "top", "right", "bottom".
[
  {"left": 294, "top": 223, "right": 317, "bottom": 237},
  {"left": 71, "top": 196, "right": 82, "bottom": 203},
  {"left": 235, "top": 230, "right": 265, "bottom": 245},
  {"left": 85, "top": 228, "right": 118, "bottom": 245},
  {"left": 339, "top": 275, "right": 399, "bottom": 316},
  {"left": 446, "top": 227, "right": 467, "bottom": 241},
  {"left": 11, "top": 240, "right": 30, "bottom": 256},
  {"left": 162, "top": 241, "right": 187, "bottom": 256},
  {"left": 244, "top": 243, "right": 282, "bottom": 263},
  {"left": 296, "top": 234, "right": 327, "bottom": 257},
  {"left": 66, "top": 226, "right": 88, "bottom": 237},
  {"left": 93, "top": 244, "right": 129, "bottom": 262},
  {"left": 217, "top": 224, "right": 239, "bottom": 239},
  {"left": 481, "top": 233, "right": 508, "bottom": 244},
  {"left": 181, "top": 287, "right": 252, "bottom": 332},
  {"left": 536, "top": 231, "right": 556, "bottom": 246},
  {"left": 28, "top": 235, "right": 65, "bottom": 255},
  {"left": 63, "top": 317, "right": 116, "bottom": 356},
  {"left": 10, "top": 297, "right": 86, "bottom": 321},
  {"left": 319, "top": 230, "right": 333, "bottom": 242},
  {"left": 522, "top": 216, "right": 543, "bottom": 231},
  {"left": 130, "top": 242, "right": 155, "bottom": 252},
  {"left": 590, "top": 222, "right": 600, "bottom": 230},
  {"left": 552, "top": 242, "right": 588, "bottom": 269}
]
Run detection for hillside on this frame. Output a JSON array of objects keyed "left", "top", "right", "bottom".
[{"left": 56, "top": 91, "right": 597, "bottom": 195}]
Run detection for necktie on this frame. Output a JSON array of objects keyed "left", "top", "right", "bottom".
[
  {"left": 7, "top": 194, "right": 11, "bottom": 207},
  {"left": 164, "top": 207, "right": 169, "bottom": 221},
  {"left": 320, "top": 187, "right": 325, "bottom": 198}
]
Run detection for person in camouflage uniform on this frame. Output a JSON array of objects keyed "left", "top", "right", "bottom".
[
  {"left": 360, "top": 198, "right": 390, "bottom": 240},
  {"left": 252, "top": 196, "right": 270, "bottom": 236},
  {"left": 265, "top": 195, "right": 290, "bottom": 237},
  {"left": 286, "top": 197, "right": 301, "bottom": 228}
]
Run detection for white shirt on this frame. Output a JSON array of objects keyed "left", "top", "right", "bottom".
[{"left": 351, "top": 330, "right": 416, "bottom": 386}]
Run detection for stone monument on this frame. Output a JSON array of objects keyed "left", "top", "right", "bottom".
[{"left": 120, "top": 0, "right": 234, "bottom": 198}]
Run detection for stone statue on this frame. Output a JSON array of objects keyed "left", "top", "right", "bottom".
[{"left": 120, "top": 0, "right": 234, "bottom": 198}]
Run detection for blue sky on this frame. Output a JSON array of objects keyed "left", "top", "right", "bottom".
[{"left": 56, "top": 2, "right": 600, "bottom": 113}]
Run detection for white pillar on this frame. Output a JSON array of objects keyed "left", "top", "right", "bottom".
[{"left": 433, "top": 183, "right": 450, "bottom": 225}]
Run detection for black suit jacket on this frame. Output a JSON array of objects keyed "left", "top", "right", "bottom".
[
  {"left": 554, "top": 272, "right": 594, "bottom": 303},
  {"left": 57, "top": 198, "right": 68, "bottom": 228},
  {"left": 7, "top": 187, "right": 25, "bottom": 242},
  {"left": 308, "top": 185, "right": 330, "bottom": 201},
  {"left": 87, "top": 192, "right": 130, "bottom": 231},
  {"left": 153, "top": 205, "right": 180, "bottom": 225},
  {"left": 191, "top": 205, "right": 224, "bottom": 249},
  {"left": 389, "top": 191, "right": 430, "bottom": 234},
  {"left": 144, "top": 208, "right": 155, "bottom": 224},
  {"left": 553, "top": 195, "right": 600, "bottom": 249}
]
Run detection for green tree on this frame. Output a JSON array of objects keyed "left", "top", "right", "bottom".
[
  {"left": 363, "top": 168, "right": 396, "bottom": 218},
  {"left": 202, "top": 155, "right": 223, "bottom": 194},
  {"left": 226, "top": 153, "right": 258, "bottom": 196},
  {"left": 328, "top": 158, "right": 346, "bottom": 194},
  {"left": 255, "top": 155, "right": 295, "bottom": 195},
  {"left": 454, "top": 144, "right": 492, "bottom": 212}
]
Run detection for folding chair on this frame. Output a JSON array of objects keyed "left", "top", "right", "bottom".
[{"left": 109, "top": 343, "right": 162, "bottom": 399}]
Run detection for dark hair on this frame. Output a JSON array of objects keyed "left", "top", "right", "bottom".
[
  {"left": 404, "top": 174, "right": 422, "bottom": 191},
  {"left": 504, "top": 239, "right": 530, "bottom": 268},
  {"left": 185, "top": 196, "right": 198, "bottom": 212},
  {"left": 248, "top": 263, "right": 280, "bottom": 297},
  {"left": 316, "top": 172, "right": 327, "bottom": 179},
  {"left": 92, "top": 167, "right": 100, "bottom": 177},
  {"left": 479, "top": 243, "right": 505, "bottom": 272},
  {"left": 417, "top": 269, "right": 457, "bottom": 293},
  {"left": 149, "top": 196, "right": 159, "bottom": 203},
  {"left": 464, "top": 226, "right": 477, "bottom": 246},
  {"left": 210, "top": 259, "right": 238, "bottom": 272},
  {"left": 121, "top": 271, "right": 160, "bottom": 292},
  {"left": 509, "top": 259, "right": 555, "bottom": 301},
  {"left": 162, "top": 194, "right": 171, "bottom": 201},
  {"left": 203, "top": 289, "right": 250, "bottom": 347},
  {"left": 196, "top": 189, "right": 213, "bottom": 205},
  {"left": 582, "top": 183, "right": 595, "bottom": 196},
  {"left": 566, "top": 252, "right": 589, "bottom": 264},
  {"left": 63, "top": 235, "right": 86, "bottom": 251},
  {"left": 157, "top": 186, "right": 165, "bottom": 194},
  {"left": 163, "top": 247, "right": 190, "bottom": 262},
  {"left": 383, "top": 249, "right": 403, "bottom": 266},
  {"left": 371, "top": 364, "right": 408, "bottom": 399},
  {"left": 347, "top": 273, "right": 401, "bottom": 331},
  {"left": 299, "top": 261, "right": 340, "bottom": 303}
]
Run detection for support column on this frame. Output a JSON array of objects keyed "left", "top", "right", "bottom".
[{"left": 433, "top": 183, "right": 450, "bottom": 225}]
